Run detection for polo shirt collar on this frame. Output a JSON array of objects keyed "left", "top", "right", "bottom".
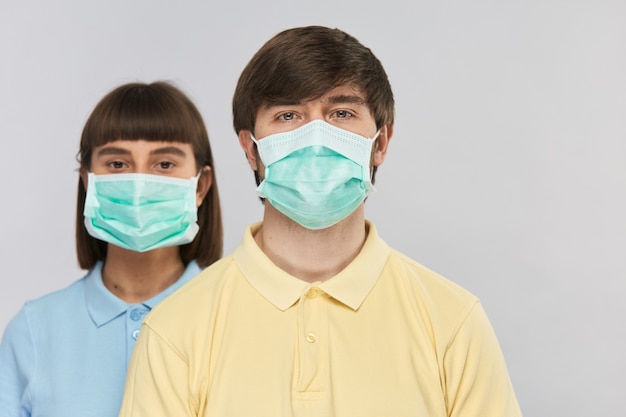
[
  {"left": 234, "top": 221, "right": 390, "bottom": 312},
  {"left": 85, "top": 260, "right": 202, "bottom": 327}
]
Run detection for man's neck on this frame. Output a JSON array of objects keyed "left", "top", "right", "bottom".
[
  {"left": 101, "top": 246, "right": 185, "bottom": 303},
  {"left": 255, "top": 204, "right": 368, "bottom": 283}
]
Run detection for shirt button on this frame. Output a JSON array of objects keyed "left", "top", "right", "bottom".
[
  {"left": 130, "top": 309, "right": 142, "bottom": 321},
  {"left": 132, "top": 329, "right": 141, "bottom": 340},
  {"left": 306, "top": 332, "right": 317, "bottom": 343},
  {"left": 306, "top": 288, "right": 319, "bottom": 298}
]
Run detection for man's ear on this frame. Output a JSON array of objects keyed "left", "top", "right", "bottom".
[
  {"left": 195, "top": 165, "right": 213, "bottom": 207},
  {"left": 238, "top": 130, "right": 258, "bottom": 171},
  {"left": 372, "top": 124, "right": 393, "bottom": 166}
]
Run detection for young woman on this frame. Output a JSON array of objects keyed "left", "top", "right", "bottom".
[{"left": 0, "top": 81, "right": 223, "bottom": 417}]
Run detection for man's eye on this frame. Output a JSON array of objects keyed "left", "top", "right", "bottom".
[
  {"left": 334, "top": 110, "right": 353, "bottom": 118},
  {"left": 278, "top": 112, "right": 296, "bottom": 121}
]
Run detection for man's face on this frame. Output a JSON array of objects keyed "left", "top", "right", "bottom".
[
  {"left": 239, "top": 83, "right": 391, "bottom": 180},
  {"left": 253, "top": 84, "right": 378, "bottom": 140}
]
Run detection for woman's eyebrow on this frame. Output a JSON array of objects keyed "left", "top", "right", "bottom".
[
  {"left": 95, "top": 146, "right": 188, "bottom": 158},
  {"left": 149, "top": 146, "right": 189, "bottom": 158},
  {"left": 95, "top": 147, "right": 130, "bottom": 157}
]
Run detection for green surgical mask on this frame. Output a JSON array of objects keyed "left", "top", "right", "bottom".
[
  {"left": 253, "top": 120, "right": 379, "bottom": 230},
  {"left": 83, "top": 172, "right": 199, "bottom": 252}
]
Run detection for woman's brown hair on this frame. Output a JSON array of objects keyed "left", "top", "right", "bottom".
[{"left": 76, "top": 81, "right": 223, "bottom": 269}]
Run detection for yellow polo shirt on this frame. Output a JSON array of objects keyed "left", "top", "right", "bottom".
[{"left": 119, "top": 222, "right": 522, "bottom": 417}]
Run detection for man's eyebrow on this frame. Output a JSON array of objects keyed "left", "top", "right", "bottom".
[
  {"left": 262, "top": 95, "right": 367, "bottom": 108},
  {"left": 262, "top": 100, "right": 302, "bottom": 109},
  {"left": 325, "top": 95, "right": 367, "bottom": 105}
]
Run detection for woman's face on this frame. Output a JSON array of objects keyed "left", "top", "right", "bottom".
[
  {"left": 89, "top": 139, "right": 198, "bottom": 178},
  {"left": 85, "top": 139, "right": 212, "bottom": 207}
]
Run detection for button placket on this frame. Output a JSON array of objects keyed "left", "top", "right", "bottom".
[{"left": 295, "top": 286, "right": 328, "bottom": 394}]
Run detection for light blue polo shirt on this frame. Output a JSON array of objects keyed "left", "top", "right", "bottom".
[{"left": 0, "top": 261, "right": 202, "bottom": 417}]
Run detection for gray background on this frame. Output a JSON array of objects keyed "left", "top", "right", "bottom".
[{"left": 1, "top": 1, "right": 624, "bottom": 416}]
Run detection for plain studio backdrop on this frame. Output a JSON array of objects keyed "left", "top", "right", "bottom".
[{"left": 1, "top": 1, "right": 624, "bottom": 416}]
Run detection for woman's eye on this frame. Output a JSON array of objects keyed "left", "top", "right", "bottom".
[
  {"left": 107, "top": 161, "right": 126, "bottom": 169},
  {"left": 334, "top": 110, "right": 353, "bottom": 119},
  {"left": 278, "top": 112, "right": 296, "bottom": 121},
  {"left": 157, "top": 161, "right": 175, "bottom": 170}
]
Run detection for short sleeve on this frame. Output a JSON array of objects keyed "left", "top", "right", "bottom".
[
  {"left": 443, "top": 303, "right": 523, "bottom": 417},
  {"left": 0, "top": 307, "right": 35, "bottom": 417},
  {"left": 118, "top": 322, "right": 194, "bottom": 417}
]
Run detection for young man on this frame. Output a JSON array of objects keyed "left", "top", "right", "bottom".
[{"left": 118, "top": 26, "right": 522, "bottom": 417}]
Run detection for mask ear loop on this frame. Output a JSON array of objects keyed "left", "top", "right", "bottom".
[
  {"left": 191, "top": 172, "right": 201, "bottom": 188},
  {"left": 366, "top": 129, "right": 383, "bottom": 189},
  {"left": 246, "top": 133, "right": 264, "bottom": 188}
]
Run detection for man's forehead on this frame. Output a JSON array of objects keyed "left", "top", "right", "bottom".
[
  {"left": 314, "top": 84, "right": 367, "bottom": 104},
  {"left": 261, "top": 85, "right": 368, "bottom": 108}
]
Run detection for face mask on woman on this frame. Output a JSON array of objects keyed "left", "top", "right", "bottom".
[{"left": 83, "top": 172, "right": 200, "bottom": 252}]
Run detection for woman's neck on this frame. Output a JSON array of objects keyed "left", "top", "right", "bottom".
[{"left": 101, "top": 246, "right": 185, "bottom": 303}]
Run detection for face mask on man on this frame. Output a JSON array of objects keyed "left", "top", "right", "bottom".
[
  {"left": 252, "top": 120, "right": 379, "bottom": 230},
  {"left": 83, "top": 172, "right": 200, "bottom": 252}
]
